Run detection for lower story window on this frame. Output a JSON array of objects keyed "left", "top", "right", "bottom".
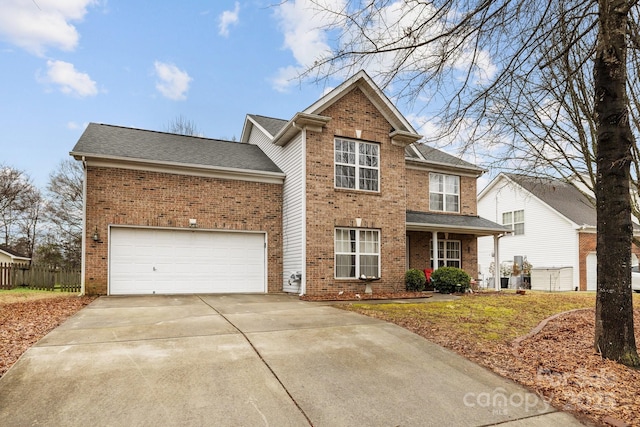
[
  {"left": 430, "top": 240, "right": 461, "bottom": 268},
  {"left": 335, "top": 228, "right": 380, "bottom": 278}
]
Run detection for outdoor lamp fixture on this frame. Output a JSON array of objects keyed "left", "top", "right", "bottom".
[
  {"left": 92, "top": 227, "right": 99, "bottom": 242},
  {"left": 189, "top": 218, "right": 197, "bottom": 228}
]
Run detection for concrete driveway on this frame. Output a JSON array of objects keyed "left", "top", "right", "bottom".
[{"left": 0, "top": 294, "right": 585, "bottom": 426}]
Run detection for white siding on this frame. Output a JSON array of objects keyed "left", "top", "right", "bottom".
[
  {"left": 247, "top": 127, "right": 304, "bottom": 293},
  {"left": 477, "top": 177, "right": 580, "bottom": 288}
]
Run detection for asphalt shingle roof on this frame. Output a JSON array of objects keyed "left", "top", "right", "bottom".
[
  {"left": 504, "top": 173, "right": 596, "bottom": 227},
  {"left": 71, "top": 123, "right": 283, "bottom": 174},
  {"left": 410, "top": 143, "right": 483, "bottom": 171},
  {"left": 0, "top": 245, "right": 29, "bottom": 258},
  {"left": 247, "top": 115, "right": 288, "bottom": 138},
  {"left": 406, "top": 211, "right": 510, "bottom": 233}
]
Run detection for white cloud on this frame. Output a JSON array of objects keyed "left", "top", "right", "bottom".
[
  {"left": 154, "top": 61, "right": 192, "bottom": 101},
  {"left": 0, "top": 0, "right": 97, "bottom": 56},
  {"left": 271, "top": 0, "right": 345, "bottom": 91},
  {"left": 218, "top": 2, "right": 240, "bottom": 37},
  {"left": 272, "top": 0, "right": 497, "bottom": 91},
  {"left": 41, "top": 60, "right": 98, "bottom": 97}
]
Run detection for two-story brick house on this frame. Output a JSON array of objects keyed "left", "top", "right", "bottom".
[{"left": 71, "top": 71, "right": 508, "bottom": 296}]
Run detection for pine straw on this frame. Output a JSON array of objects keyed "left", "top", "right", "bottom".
[
  {"left": 343, "top": 295, "right": 640, "bottom": 427},
  {"left": 0, "top": 295, "right": 96, "bottom": 377}
]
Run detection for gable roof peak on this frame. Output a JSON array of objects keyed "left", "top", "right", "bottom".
[{"left": 302, "top": 70, "right": 420, "bottom": 138}]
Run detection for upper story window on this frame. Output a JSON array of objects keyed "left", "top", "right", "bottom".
[
  {"left": 429, "top": 173, "right": 459, "bottom": 212},
  {"left": 335, "top": 138, "right": 379, "bottom": 192},
  {"left": 503, "top": 210, "right": 524, "bottom": 235}
]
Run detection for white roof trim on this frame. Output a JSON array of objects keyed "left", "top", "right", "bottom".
[
  {"left": 406, "top": 222, "right": 510, "bottom": 236},
  {"left": 0, "top": 248, "right": 30, "bottom": 261},
  {"left": 240, "top": 115, "right": 275, "bottom": 143}
]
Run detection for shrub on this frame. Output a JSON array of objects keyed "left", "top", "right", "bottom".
[
  {"left": 431, "top": 267, "right": 471, "bottom": 294},
  {"left": 405, "top": 269, "right": 427, "bottom": 291}
]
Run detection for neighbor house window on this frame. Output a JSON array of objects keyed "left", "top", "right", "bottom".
[
  {"left": 335, "top": 138, "right": 379, "bottom": 191},
  {"left": 503, "top": 210, "right": 524, "bottom": 235},
  {"left": 430, "top": 240, "right": 461, "bottom": 268},
  {"left": 335, "top": 228, "right": 380, "bottom": 278},
  {"left": 429, "top": 173, "right": 459, "bottom": 212}
]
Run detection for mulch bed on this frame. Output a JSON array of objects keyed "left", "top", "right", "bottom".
[
  {"left": 300, "top": 291, "right": 435, "bottom": 301},
  {"left": 0, "top": 296, "right": 96, "bottom": 377}
]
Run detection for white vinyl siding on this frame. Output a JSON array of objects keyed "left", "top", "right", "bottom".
[
  {"left": 334, "top": 138, "right": 379, "bottom": 192},
  {"left": 246, "top": 125, "right": 304, "bottom": 293},
  {"left": 335, "top": 228, "right": 380, "bottom": 278},
  {"left": 429, "top": 173, "right": 459, "bottom": 212},
  {"left": 477, "top": 177, "right": 580, "bottom": 287}
]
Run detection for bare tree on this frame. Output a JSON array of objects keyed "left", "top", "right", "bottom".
[
  {"left": 164, "top": 115, "right": 202, "bottom": 136},
  {"left": 0, "top": 165, "right": 33, "bottom": 247},
  {"left": 44, "top": 159, "right": 83, "bottom": 269},
  {"left": 15, "top": 187, "right": 42, "bottom": 260},
  {"left": 295, "top": 0, "right": 639, "bottom": 365}
]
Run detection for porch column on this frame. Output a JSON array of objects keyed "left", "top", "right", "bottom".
[
  {"left": 493, "top": 234, "right": 500, "bottom": 291},
  {"left": 432, "top": 231, "right": 439, "bottom": 271}
]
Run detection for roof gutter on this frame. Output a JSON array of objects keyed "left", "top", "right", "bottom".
[
  {"left": 406, "top": 221, "right": 512, "bottom": 236},
  {"left": 70, "top": 152, "right": 286, "bottom": 184},
  {"left": 406, "top": 157, "right": 486, "bottom": 176}
]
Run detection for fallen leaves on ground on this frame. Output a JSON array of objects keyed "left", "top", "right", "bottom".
[
  {"left": 0, "top": 295, "right": 96, "bottom": 377},
  {"left": 343, "top": 294, "right": 640, "bottom": 427}
]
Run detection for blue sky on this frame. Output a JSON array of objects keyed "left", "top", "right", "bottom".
[
  {"left": 0, "top": 1, "right": 347, "bottom": 187},
  {"left": 1, "top": 0, "right": 495, "bottom": 190}
]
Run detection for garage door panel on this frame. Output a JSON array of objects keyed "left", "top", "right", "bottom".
[{"left": 110, "top": 228, "right": 265, "bottom": 295}]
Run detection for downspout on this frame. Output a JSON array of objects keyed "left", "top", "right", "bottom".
[
  {"left": 80, "top": 157, "right": 87, "bottom": 296},
  {"left": 293, "top": 121, "right": 307, "bottom": 296},
  {"left": 432, "top": 231, "right": 438, "bottom": 271},
  {"left": 494, "top": 233, "right": 506, "bottom": 291}
]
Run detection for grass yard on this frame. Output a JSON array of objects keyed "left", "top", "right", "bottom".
[
  {"left": 346, "top": 291, "right": 601, "bottom": 342},
  {"left": 0, "top": 288, "right": 77, "bottom": 304}
]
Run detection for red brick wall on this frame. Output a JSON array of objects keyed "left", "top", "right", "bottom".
[
  {"left": 84, "top": 167, "right": 282, "bottom": 295},
  {"left": 407, "top": 231, "right": 478, "bottom": 280},
  {"left": 304, "top": 87, "right": 408, "bottom": 295}
]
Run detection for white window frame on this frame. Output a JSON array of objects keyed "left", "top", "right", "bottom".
[
  {"left": 502, "top": 210, "right": 524, "bottom": 235},
  {"left": 430, "top": 240, "right": 461, "bottom": 268},
  {"left": 335, "top": 228, "right": 381, "bottom": 279},
  {"left": 334, "top": 138, "right": 380, "bottom": 192},
  {"left": 429, "top": 173, "right": 460, "bottom": 213}
]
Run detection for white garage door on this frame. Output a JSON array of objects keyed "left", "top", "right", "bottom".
[
  {"left": 109, "top": 228, "right": 265, "bottom": 295},
  {"left": 586, "top": 252, "right": 638, "bottom": 292}
]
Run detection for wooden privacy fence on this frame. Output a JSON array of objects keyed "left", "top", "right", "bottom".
[{"left": 0, "top": 263, "right": 81, "bottom": 292}]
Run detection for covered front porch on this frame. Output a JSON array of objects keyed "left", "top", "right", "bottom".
[{"left": 406, "top": 211, "right": 510, "bottom": 289}]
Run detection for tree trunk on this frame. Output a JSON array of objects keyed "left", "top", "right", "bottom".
[{"left": 594, "top": 0, "right": 640, "bottom": 367}]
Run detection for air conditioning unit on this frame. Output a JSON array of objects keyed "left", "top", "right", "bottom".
[{"left": 288, "top": 271, "right": 302, "bottom": 285}]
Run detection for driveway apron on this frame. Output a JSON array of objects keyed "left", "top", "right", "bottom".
[{"left": 0, "top": 294, "right": 585, "bottom": 426}]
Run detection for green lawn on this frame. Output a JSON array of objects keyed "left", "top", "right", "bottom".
[{"left": 342, "top": 291, "right": 639, "bottom": 343}]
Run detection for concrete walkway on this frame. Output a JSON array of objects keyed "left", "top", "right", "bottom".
[{"left": 0, "top": 294, "right": 586, "bottom": 426}]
